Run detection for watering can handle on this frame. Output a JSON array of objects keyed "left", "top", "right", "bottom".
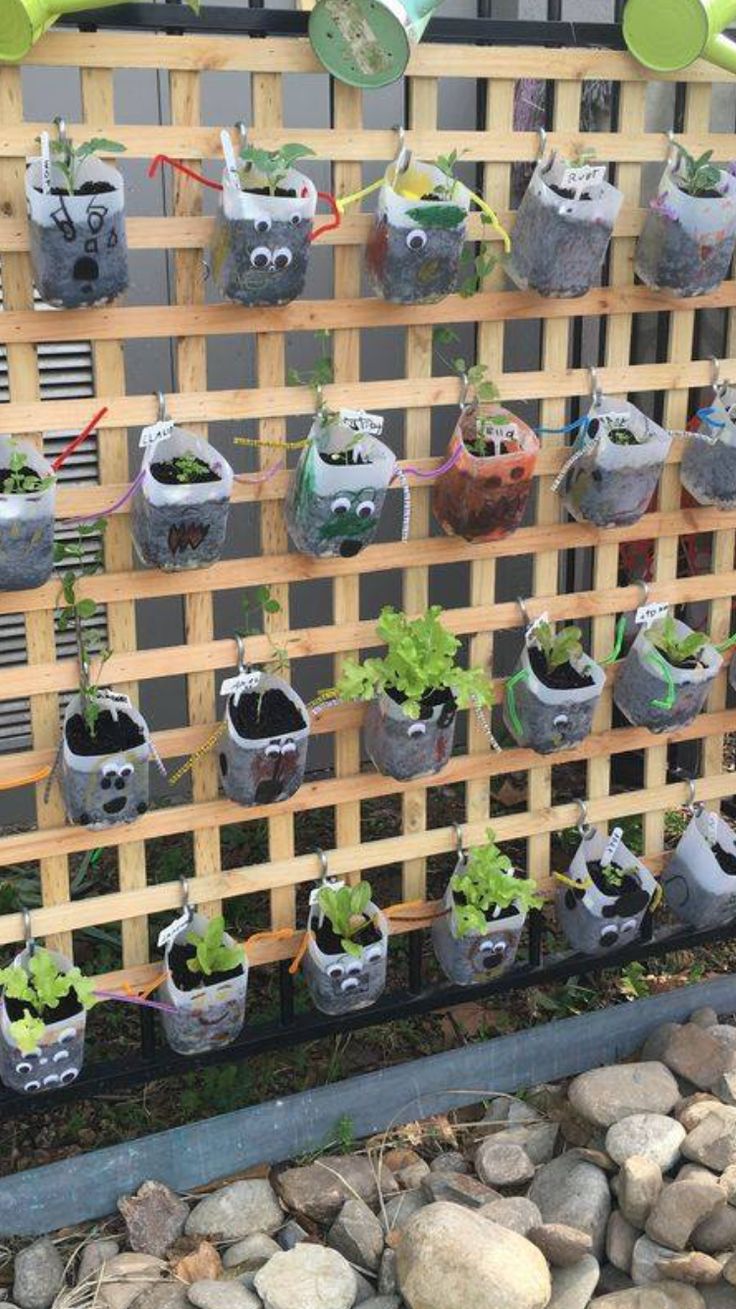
[{"left": 706, "top": 29, "right": 736, "bottom": 73}]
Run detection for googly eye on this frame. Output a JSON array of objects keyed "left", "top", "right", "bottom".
[
  {"left": 599, "top": 925, "right": 619, "bottom": 948},
  {"left": 552, "top": 714, "right": 569, "bottom": 728},
  {"left": 15, "top": 1061, "right": 32, "bottom": 1075},
  {"left": 60, "top": 1067, "right": 79, "bottom": 1085},
  {"left": 290, "top": 212, "right": 302, "bottom": 226},
  {"left": 620, "top": 917, "right": 639, "bottom": 937},
  {"left": 341, "top": 976, "right": 360, "bottom": 993},
  {"left": 101, "top": 762, "right": 119, "bottom": 777},
  {"left": 406, "top": 228, "right": 427, "bottom": 252},
  {"left": 24, "top": 1080, "right": 41, "bottom": 1093},
  {"left": 254, "top": 216, "right": 272, "bottom": 234},
  {"left": 281, "top": 740, "right": 297, "bottom": 756},
  {"left": 53, "top": 1050, "right": 70, "bottom": 1063},
  {"left": 119, "top": 764, "right": 134, "bottom": 779},
  {"left": 265, "top": 743, "right": 281, "bottom": 758},
  {"left": 407, "top": 722, "right": 427, "bottom": 739},
  {"left": 327, "top": 963, "right": 344, "bottom": 980},
  {"left": 250, "top": 246, "right": 272, "bottom": 269},
  {"left": 59, "top": 1028, "right": 77, "bottom": 1045},
  {"left": 273, "top": 247, "right": 293, "bottom": 270},
  {"left": 331, "top": 495, "right": 351, "bottom": 515},
  {"left": 43, "top": 1073, "right": 60, "bottom": 1088},
  {"left": 356, "top": 499, "right": 376, "bottom": 520},
  {"left": 364, "top": 944, "right": 383, "bottom": 964},
  {"left": 345, "top": 959, "right": 363, "bottom": 976}
]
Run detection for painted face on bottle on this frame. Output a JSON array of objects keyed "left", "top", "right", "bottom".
[
  {"left": 318, "top": 488, "right": 380, "bottom": 557},
  {"left": 76, "top": 753, "right": 149, "bottom": 828}
]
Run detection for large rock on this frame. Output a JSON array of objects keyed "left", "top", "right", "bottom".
[
  {"left": 328, "top": 1198, "right": 385, "bottom": 1273},
  {"left": 606, "top": 1117, "right": 686, "bottom": 1172},
  {"left": 429, "top": 1151, "right": 468, "bottom": 1175},
  {"left": 187, "top": 1282, "right": 260, "bottom": 1309},
  {"left": 547, "top": 1256, "right": 600, "bottom": 1309},
  {"left": 277, "top": 1158, "right": 397, "bottom": 1224},
  {"left": 569, "top": 1065, "right": 680, "bottom": 1128},
  {"left": 254, "top": 1245, "right": 357, "bottom": 1309},
  {"left": 172, "top": 1244, "right": 221, "bottom": 1286},
  {"left": 528, "top": 1224, "right": 592, "bottom": 1268},
  {"left": 96, "top": 1254, "right": 167, "bottom": 1309},
  {"left": 692, "top": 1202, "right": 736, "bottom": 1253},
  {"left": 421, "top": 1172, "right": 501, "bottom": 1209},
  {"left": 223, "top": 1235, "right": 280, "bottom": 1272},
  {"left": 592, "top": 1291, "right": 705, "bottom": 1309},
  {"left": 645, "top": 1181, "right": 724, "bottom": 1251},
  {"left": 607, "top": 1212, "right": 638, "bottom": 1274},
  {"left": 483, "top": 1122, "right": 559, "bottom": 1166},
  {"left": 396, "top": 1203, "right": 551, "bottom": 1309},
  {"left": 480, "top": 1198, "right": 543, "bottom": 1237},
  {"left": 119, "top": 1181, "right": 189, "bottom": 1259},
  {"left": 677, "top": 1099, "right": 724, "bottom": 1133},
  {"left": 186, "top": 1181, "right": 282, "bottom": 1241},
  {"left": 13, "top": 1240, "right": 65, "bottom": 1309},
  {"left": 619, "top": 1157, "right": 663, "bottom": 1228},
  {"left": 662, "top": 1028, "right": 727, "bottom": 1091},
  {"left": 475, "top": 1140, "right": 535, "bottom": 1189},
  {"left": 683, "top": 1109, "right": 736, "bottom": 1172},
  {"left": 654, "top": 1254, "right": 723, "bottom": 1285},
  {"left": 529, "top": 1154, "right": 611, "bottom": 1255}
]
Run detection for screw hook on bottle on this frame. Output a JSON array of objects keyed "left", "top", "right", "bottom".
[
  {"left": 589, "top": 366, "right": 603, "bottom": 410},
  {"left": 575, "top": 798, "right": 596, "bottom": 840},
  {"left": 22, "top": 907, "right": 36, "bottom": 958},
  {"left": 453, "top": 822, "right": 465, "bottom": 859}
]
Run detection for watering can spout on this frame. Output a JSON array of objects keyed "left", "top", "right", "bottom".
[
  {"left": 623, "top": 0, "right": 736, "bottom": 74},
  {"left": 1, "top": 0, "right": 134, "bottom": 62}
]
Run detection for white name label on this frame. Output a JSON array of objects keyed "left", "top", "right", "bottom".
[
  {"left": 40, "top": 132, "right": 52, "bottom": 195},
  {"left": 140, "top": 419, "right": 175, "bottom": 449},
  {"left": 340, "top": 408, "right": 384, "bottom": 437},
  {"left": 220, "top": 128, "right": 242, "bottom": 189},
  {"left": 636, "top": 601, "right": 669, "bottom": 629},
  {"left": 220, "top": 670, "right": 262, "bottom": 699},
  {"left": 561, "top": 164, "right": 606, "bottom": 191},
  {"left": 602, "top": 826, "right": 623, "bottom": 866},
  {"left": 157, "top": 911, "right": 192, "bottom": 950},
  {"left": 525, "top": 612, "right": 549, "bottom": 648}
]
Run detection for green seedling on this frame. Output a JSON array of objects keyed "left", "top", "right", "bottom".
[
  {"left": 185, "top": 916, "right": 244, "bottom": 978},
  {"left": 450, "top": 828, "right": 543, "bottom": 938},
  {"left": 288, "top": 329, "right": 337, "bottom": 425},
  {"left": 0, "top": 948, "right": 98, "bottom": 1054},
  {"left": 2, "top": 448, "right": 54, "bottom": 496},
  {"left": 172, "top": 454, "right": 212, "bottom": 484},
  {"left": 55, "top": 522, "right": 110, "bottom": 738},
  {"left": 45, "top": 134, "right": 125, "bottom": 198},
  {"left": 648, "top": 615, "right": 708, "bottom": 667},
  {"left": 533, "top": 621, "right": 585, "bottom": 672},
  {"left": 599, "top": 862, "right": 638, "bottom": 889},
  {"left": 317, "top": 880, "right": 374, "bottom": 958},
  {"left": 239, "top": 142, "right": 316, "bottom": 196},
  {"left": 672, "top": 143, "right": 723, "bottom": 198}
]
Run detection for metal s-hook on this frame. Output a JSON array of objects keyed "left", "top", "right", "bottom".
[
  {"left": 180, "top": 874, "right": 194, "bottom": 923},
  {"left": 235, "top": 120, "right": 248, "bottom": 147},
  {"left": 674, "top": 770, "right": 703, "bottom": 816},
  {"left": 53, "top": 116, "right": 68, "bottom": 146},
  {"left": 666, "top": 128, "right": 678, "bottom": 168},
  {"left": 589, "top": 366, "right": 603, "bottom": 409},
  {"left": 234, "top": 632, "right": 249, "bottom": 675},
  {"left": 517, "top": 596, "right": 532, "bottom": 629},
  {"left": 458, "top": 372, "right": 471, "bottom": 411},
  {"left": 157, "top": 390, "right": 171, "bottom": 424},
  {"left": 537, "top": 126, "right": 548, "bottom": 161},
  {"left": 453, "top": 822, "right": 465, "bottom": 859},
  {"left": 635, "top": 578, "right": 650, "bottom": 607},
  {"left": 22, "top": 907, "right": 36, "bottom": 958},
  {"left": 392, "top": 124, "right": 411, "bottom": 177},
  {"left": 316, "top": 847, "right": 330, "bottom": 881},
  {"left": 575, "top": 799, "right": 595, "bottom": 839}
]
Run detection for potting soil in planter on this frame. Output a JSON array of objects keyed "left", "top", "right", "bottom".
[
  {"left": 219, "top": 672, "right": 310, "bottom": 807},
  {"left": 556, "top": 825, "right": 657, "bottom": 956},
  {"left": 664, "top": 808, "right": 736, "bottom": 931},
  {"left": 284, "top": 414, "right": 395, "bottom": 558},
  {"left": 132, "top": 427, "right": 233, "bottom": 572},
  {"left": 211, "top": 165, "right": 317, "bottom": 307},
  {"left": 507, "top": 151, "right": 622, "bottom": 298},
  {"left": 635, "top": 158, "right": 736, "bottom": 298},
  {"left": 365, "top": 159, "right": 471, "bottom": 305},
  {"left": 613, "top": 619, "right": 721, "bottom": 734},
  {"left": 503, "top": 640, "right": 606, "bottom": 755},
  {"left": 681, "top": 383, "right": 736, "bottom": 509},
  {"left": 303, "top": 898, "right": 388, "bottom": 1016},
  {"left": 432, "top": 403, "right": 539, "bottom": 542},
  {"left": 560, "top": 395, "right": 672, "bottom": 528},
  {"left": 432, "top": 866, "right": 526, "bottom": 987},
  {"left": 60, "top": 692, "right": 152, "bottom": 830},
  {"left": 0, "top": 436, "right": 55, "bottom": 592},
  {"left": 26, "top": 154, "right": 129, "bottom": 309},
  {"left": 364, "top": 686, "right": 457, "bottom": 782},
  {"left": 0, "top": 948, "right": 86, "bottom": 1094},
  {"left": 158, "top": 912, "right": 248, "bottom": 1056}
]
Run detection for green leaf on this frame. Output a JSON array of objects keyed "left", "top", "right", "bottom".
[
  {"left": 76, "top": 598, "right": 98, "bottom": 620},
  {"left": 9, "top": 1010, "right": 45, "bottom": 1056}
]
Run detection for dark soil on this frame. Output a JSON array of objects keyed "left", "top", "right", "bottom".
[
  {"left": 608, "top": 429, "right": 639, "bottom": 447},
  {"left": 168, "top": 940, "right": 243, "bottom": 994},
  {"left": 229, "top": 688, "right": 306, "bottom": 741},
  {"left": 588, "top": 860, "right": 641, "bottom": 897},
  {"left": 673, "top": 181, "right": 723, "bottom": 201},
  {"left": 66, "top": 710, "right": 145, "bottom": 758},
  {"left": 5, "top": 989, "right": 82, "bottom": 1028},
  {"left": 319, "top": 449, "right": 371, "bottom": 467},
  {"left": 530, "top": 646, "right": 594, "bottom": 691},
  {"left": 549, "top": 184, "right": 593, "bottom": 202},
  {"left": 463, "top": 437, "right": 520, "bottom": 458},
  {"left": 151, "top": 458, "right": 219, "bottom": 486},
  {"left": 243, "top": 185, "right": 297, "bottom": 199},
  {"left": 653, "top": 648, "right": 703, "bottom": 672},
  {"left": 315, "top": 916, "right": 383, "bottom": 957},
  {"left": 714, "top": 844, "right": 736, "bottom": 877},
  {"left": 0, "top": 466, "right": 45, "bottom": 494},
  {"left": 451, "top": 888, "right": 518, "bottom": 920},
  {"left": 36, "top": 182, "right": 116, "bottom": 197},
  {"left": 386, "top": 685, "right": 457, "bottom": 721}
]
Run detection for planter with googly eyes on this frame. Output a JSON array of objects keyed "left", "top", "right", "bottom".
[
  {"left": 432, "top": 869, "right": 526, "bottom": 987},
  {"left": 560, "top": 400, "right": 672, "bottom": 529},
  {"left": 663, "top": 808, "right": 736, "bottom": 931},
  {"left": 0, "top": 437, "right": 56, "bottom": 592},
  {"left": 613, "top": 620, "right": 721, "bottom": 735},
  {"left": 363, "top": 687, "right": 457, "bottom": 783},
  {"left": 0, "top": 948, "right": 87, "bottom": 1096},
  {"left": 503, "top": 642, "right": 606, "bottom": 756},
  {"left": 219, "top": 673, "right": 310, "bottom": 808},
  {"left": 284, "top": 414, "right": 396, "bottom": 559},
  {"left": 26, "top": 153, "right": 129, "bottom": 310},
  {"left": 507, "top": 151, "right": 622, "bottom": 298},
  {"left": 60, "top": 693, "right": 152, "bottom": 832},
  {"left": 211, "top": 165, "right": 318, "bottom": 308},
  {"left": 366, "top": 160, "right": 471, "bottom": 305},
  {"left": 158, "top": 913, "right": 249, "bottom": 1057},
  {"left": 432, "top": 403, "right": 539, "bottom": 543},
  {"left": 556, "top": 825, "right": 658, "bottom": 957},
  {"left": 302, "top": 901, "right": 388, "bottom": 1016},
  {"left": 636, "top": 160, "right": 736, "bottom": 299}
]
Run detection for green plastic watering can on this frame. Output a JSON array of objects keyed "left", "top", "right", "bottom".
[
  {"left": 623, "top": 0, "right": 736, "bottom": 74},
  {"left": 0, "top": 0, "right": 135, "bottom": 63},
  {"left": 309, "top": 0, "right": 445, "bottom": 88}
]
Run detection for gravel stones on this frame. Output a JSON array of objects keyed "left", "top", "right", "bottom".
[
  {"left": 327, "top": 1198, "right": 385, "bottom": 1272},
  {"left": 119, "top": 1181, "right": 189, "bottom": 1259},
  {"left": 474, "top": 1140, "right": 536, "bottom": 1189},
  {"left": 529, "top": 1153, "right": 611, "bottom": 1255},
  {"left": 606, "top": 1116, "right": 686, "bottom": 1171},
  {"left": 254, "top": 1245, "right": 357, "bottom": 1309},
  {"left": 662, "top": 1027, "right": 728, "bottom": 1092},
  {"left": 568, "top": 1065, "right": 680, "bottom": 1128},
  {"left": 276, "top": 1158, "right": 397, "bottom": 1224},
  {"left": 683, "top": 1109, "right": 736, "bottom": 1172},
  {"left": 479, "top": 1197, "right": 543, "bottom": 1236},
  {"left": 12, "top": 1241, "right": 65, "bottom": 1309},
  {"left": 187, "top": 1283, "right": 261, "bottom": 1309},
  {"left": 186, "top": 1181, "right": 283, "bottom": 1241},
  {"left": 619, "top": 1157, "right": 663, "bottom": 1227},
  {"left": 645, "top": 1181, "right": 724, "bottom": 1250},
  {"left": 527, "top": 1223, "right": 593, "bottom": 1267}
]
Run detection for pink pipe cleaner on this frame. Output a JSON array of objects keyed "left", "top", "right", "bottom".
[
  {"left": 64, "top": 469, "right": 146, "bottom": 527},
  {"left": 396, "top": 444, "right": 463, "bottom": 480},
  {"left": 94, "top": 989, "right": 176, "bottom": 1015},
  {"left": 235, "top": 458, "right": 285, "bottom": 485}
]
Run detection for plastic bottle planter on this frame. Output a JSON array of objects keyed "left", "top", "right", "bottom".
[
  {"left": 681, "top": 387, "right": 736, "bottom": 508},
  {"left": 60, "top": 692, "right": 152, "bottom": 831},
  {"left": 0, "top": 949, "right": 86, "bottom": 1095},
  {"left": 211, "top": 167, "right": 317, "bottom": 308},
  {"left": 613, "top": 621, "right": 722, "bottom": 734},
  {"left": 432, "top": 870, "right": 526, "bottom": 987},
  {"left": 507, "top": 152, "right": 623, "bottom": 298},
  {"left": 0, "top": 437, "right": 55, "bottom": 592},
  {"left": 220, "top": 674, "right": 310, "bottom": 808},
  {"left": 432, "top": 404, "right": 539, "bottom": 543},
  {"left": 158, "top": 914, "right": 248, "bottom": 1057},
  {"left": 635, "top": 159, "right": 736, "bottom": 298},
  {"left": 663, "top": 809, "right": 736, "bottom": 931},
  {"left": 302, "top": 901, "right": 388, "bottom": 1016},
  {"left": 503, "top": 643, "right": 606, "bottom": 756},
  {"left": 285, "top": 416, "right": 395, "bottom": 558},
  {"left": 364, "top": 688, "right": 457, "bottom": 782},
  {"left": 26, "top": 154, "right": 128, "bottom": 309},
  {"left": 366, "top": 160, "right": 471, "bottom": 305},
  {"left": 556, "top": 826, "right": 658, "bottom": 957},
  {"left": 561, "top": 399, "right": 672, "bottom": 529},
  {"left": 132, "top": 429, "right": 233, "bottom": 573}
]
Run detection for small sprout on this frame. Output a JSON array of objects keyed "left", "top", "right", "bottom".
[
  {"left": 567, "top": 145, "right": 598, "bottom": 170},
  {"left": 671, "top": 143, "right": 723, "bottom": 198},
  {"left": 532, "top": 621, "right": 585, "bottom": 672},
  {"left": 317, "top": 881, "right": 374, "bottom": 957},
  {"left": 171, "top": 453, "right": 212, "bottom": 484},
  {"left": 54, "top": 522, "right": 110, "bottom": 737},
  {"left": 239, "top": 142, "right": 316, "bottom": 197},
  {"left": 450, "top": 828, "right": 543, "bottom": 938},
  {"left": 185, "top": 916, "right": 244, "bottom": 978},
  {"left": 648, "top": 615, "right": 708, "bottom": 668},
  {"left": 2, "top": 449, "right": 54, "bottom": 496},
  {"left": 43, "top": 133, "right": 125, "bottom": 197},
  {"left": 288, "top": 330, "right": 336, "bottom": 425},
  {"left": 599, "top": 863, "right": 638, "bottom": 889}
]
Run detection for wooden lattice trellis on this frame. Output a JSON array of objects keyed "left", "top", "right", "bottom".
[{"left": 0, "top": 30, "right": 736, "bottom": 1001}]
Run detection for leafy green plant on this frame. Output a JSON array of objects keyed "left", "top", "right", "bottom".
[
  {"left": 288, "top": 329, "right": 336, "bottom": 424},
  {"left": 532, "top": 621, "right": 584, "bottom": 672},
  {"left": 317, "top": 881, "right": 374, "bottom": 957},
  {"left": 599, "top": 862, "right": 638, "bottom": 889},
  {"left": 567, "top": 145, "right": 598, "bottom": 170},
  {"left": 2, "top": 448, "right": 54, "bottom": 496},
  {"left": 459, "top": 213, "right": 499, "bottom": 298},
  {"left": 239, "top": 585, "right": 290, "bottom": 682},
  {"left": 672, "top": 143, "right": 722, "bottom": 198},
  {"left": 432, "top": 148, "right": 463, "bottom": 200},
  {"left": 55, "top": 522, "right": 110, "bottom": 737},
  {"left": 336, "top": 605, "right": 493, "bottom": 720},
  {"left": 46, "top": 134, "right": 125, "bottom": 197},
  {"left": 239, "top": 142, "right": 316, "bottom": 196},
  {"left": 0, "top": 948, "right": 98, "bottom": 1054},
  {"left": 450, "top": 828, "right": 543, "bottom": 938},
  {"left": 185, "top": 916, "right": 244, "bottom": 978},
  {"left": 172, "top": 453, "right": 212, "bottom": 484},
  {"left": 618, "top": 960, "right": 651, "bottom": 1000},
  {"left": 648, "top": 615, "right": 708, "bottom": 668}
]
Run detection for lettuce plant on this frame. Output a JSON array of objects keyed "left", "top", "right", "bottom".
[
  {"left": 317, "top": 881, "right": 374, "bottom": 958},
  {"left": 0, "top": 949, "right": 98, "bottom": 1054},
  {"left": 185, "top": 916, "right": 244, "bottom": 978},
  {"left": 533, "top": 621, "right": 584, "bottom": 672},
  {"left": 451, "top": 828, "right": 543, "bottom": 938},
  {"left": 648, "top": 615, "right": 708, "bottom": 667}
]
